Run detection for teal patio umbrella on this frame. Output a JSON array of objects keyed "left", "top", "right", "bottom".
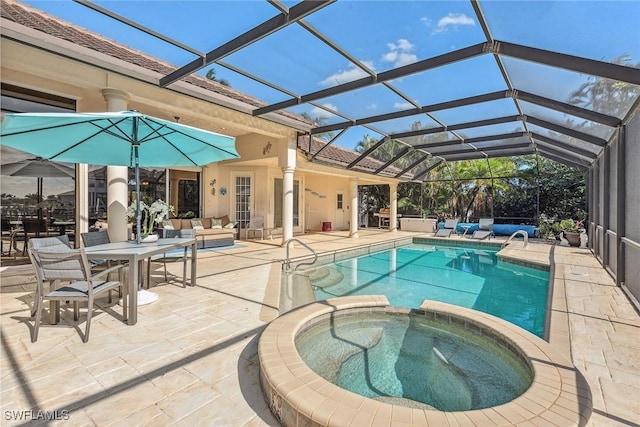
[{"left": 1, "top": 111, "right": 238, "bottom": 244}]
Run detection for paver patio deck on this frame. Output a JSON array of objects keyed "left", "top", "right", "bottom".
[{"left": 1, "top": 230, "right": 638, "bottom": 426}]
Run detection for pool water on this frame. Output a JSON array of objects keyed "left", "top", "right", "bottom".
[
  {"left": 310, "top": 244, "right": 549, "bottom": 336},
  {"left": 295, "top": 312, "right": 533, "bottom": 411}
]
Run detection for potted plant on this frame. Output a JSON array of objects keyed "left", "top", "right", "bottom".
[
  {"left": 553, "top": 218, "right": 583, "bottom": 247},
  {"left": 127, "top": 199, "right": 174, "bottom": 242}
]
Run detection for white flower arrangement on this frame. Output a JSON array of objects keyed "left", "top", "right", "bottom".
[{"left": 127, "top": 199, "right": 175, "bottom": 237}]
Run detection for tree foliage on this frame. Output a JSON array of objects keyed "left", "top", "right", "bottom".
[{"left": 204, "top": 68, "right": 231, "bottom": 87}]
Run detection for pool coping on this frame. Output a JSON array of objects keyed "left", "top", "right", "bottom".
[{"left": 258, "top": 295, "right": 592, "bottom": 427}]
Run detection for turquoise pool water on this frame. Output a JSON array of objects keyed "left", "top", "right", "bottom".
[
  {"left": 310, "top": 243, "right": 549, "bottom": 337},
  {"left": 296, "top": 312, "right": 533, "bottom": 411}
]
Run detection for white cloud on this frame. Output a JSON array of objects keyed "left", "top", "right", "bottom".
[
  {"left": 433, "top": 13, "right": 475, "bottom": 34},
  {"left": 366, "top": 103, "right": 378, "bottom": 110},
  {"left": 393, "top": 102, "right": 413, "bottom": 109},
  {"left": 319, "top": 61, "right": 375, "bottom": 86},
  {"left": 382, "top": 38, "right": 417, "bottom": 68},
  {"left": 310, "top": 103, "right": 338, "bottom": 120}
]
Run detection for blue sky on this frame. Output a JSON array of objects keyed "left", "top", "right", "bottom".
[
  {"left": 4, "top": 1, "right": 638, "bottom": 198},
  {"left": 16, "top": 0, "right": 640, "bottom": 152}
]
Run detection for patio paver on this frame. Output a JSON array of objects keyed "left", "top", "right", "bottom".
[{"left": 1, "top": 230, "right": 638, "bottom": 426}]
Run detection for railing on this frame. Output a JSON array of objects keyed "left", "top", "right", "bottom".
[
  {"left": 501, "top": 230, "right": 529, "bottom": 249},
  {"left": 285, "top": 238, "right": 317, "bottom": 271}
]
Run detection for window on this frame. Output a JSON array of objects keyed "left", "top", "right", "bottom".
[{"left": 337, "top": 193, "right": 344, "bottom": 209}]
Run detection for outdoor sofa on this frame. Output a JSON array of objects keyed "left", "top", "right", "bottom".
[
  {"left": 437, "top": 221, "right": 538, "bottom": 238},
  {"left": 162, "top": 215, "right": 238, "bottom": 248}
]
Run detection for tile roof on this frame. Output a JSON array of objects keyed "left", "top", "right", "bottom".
[{"left": 297, "top": 135, "right": 403, "bottom": 177}]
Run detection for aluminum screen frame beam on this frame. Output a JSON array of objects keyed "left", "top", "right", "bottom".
[
  {"left": 495, "top": 41, "right": 640, "bottom": 86},
  {"left": 373, "top": 147, "right": 412, "bottom": 174},
  {"left": 536, "top": 146, "right": 592, "bottom": 168},
  {"left": 440, "top": 146, "right": 534, "bottom": 162},
  {"left": 160, "top": 0, "right": 335, "bottom": 87},
  {"left": 516, "top": 90, "right": 621, "bottom": 127},
  {"left": 530, "top": 132, "right": 600, "bottom": 160},
  {"left": 346, "top": 137, "right": 387, "bottom": 169},
  {"left": 526, "top": 117, "right": 608, "bottom": 147},
  {"left": 411, "top": 159, "right": 445, "bottom": 181},
  {"left": 311, "top": 91, "right": 508, "bottom": 135},
  {"left": 394, "top": 154, "right": 433, "bottom": 178},
  {"left": 430, "top": 142, "right": 531, "bottom": 157},
  {"left": 537, "top": 150, "right": 590, "bottom": 171},
  {"left": 254, "top": 43, "right": 488, "bottom": 116}
]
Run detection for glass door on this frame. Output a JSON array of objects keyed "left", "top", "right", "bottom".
[{"left": 234, "top": 175, "right": 252, "bottom": 230}]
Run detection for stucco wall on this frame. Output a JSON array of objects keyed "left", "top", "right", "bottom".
[{"left": 303, "top": 174, "right": 352, "bottom": 231}]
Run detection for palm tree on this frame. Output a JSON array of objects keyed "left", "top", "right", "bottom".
[
  {"left": 568, "top": 54, "right": 639, "bottom": 118},
  {"left": 205, "top": 67, "right": 231, "bottom": 87},
  {"left": 302, "top": 113, "right": 335, "bottom": 142}
]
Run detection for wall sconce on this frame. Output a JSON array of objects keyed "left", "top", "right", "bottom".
[
  {"left": 210, "top": 179, "right": 217, "bottom": 196},
  {"left": 263, "top": 141, "right": 272, "bottom": 155}
]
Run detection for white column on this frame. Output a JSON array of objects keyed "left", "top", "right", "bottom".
[
  {"left": 349, "top": 177, "right": 359, "bottom": 238},
  {"left": 102, "top": 89, "right": 130, "bottom": 242},
  {"left": 282, "top": 166, "right": 295, "bottom": 243},
  {"left": 389, "top": 182, "right": 398, "bottom": 232},
  {"left": 279, "top": 134, "right": 297, "bottom": 246},
  {"left": 75, "top": 164, "right": 89, "bottom": 246}
]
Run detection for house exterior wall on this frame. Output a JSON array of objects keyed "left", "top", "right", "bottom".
[{"left": 303, "top": 174, "right": 352, "bottom": 231}]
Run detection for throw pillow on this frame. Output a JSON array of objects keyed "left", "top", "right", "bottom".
[
  {"left": 223, "top": 222, "right": 236, "bottom": 229},
  {"left": 162, "top": 219, "right": 175, "bottom": 230},
  {"left": 211, "top": 218, "right": 223, "bottom": 229},
  {"left": 191, "top": 219, "right": 204, "bottom": 230}
]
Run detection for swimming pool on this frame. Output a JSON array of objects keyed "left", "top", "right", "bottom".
[{"left": 308, "top": 243, "right": 549, "bottom": 337}]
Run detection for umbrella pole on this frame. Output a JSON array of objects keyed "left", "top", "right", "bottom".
[
  {"left": 133, "top": 137, "right": 158, "bottom": 305},
  {"left": 37, "top": 177, "right": 43, "bottom": 222},
  {"left": 135, "top": 144, "right": 141, "bottom": 245}
]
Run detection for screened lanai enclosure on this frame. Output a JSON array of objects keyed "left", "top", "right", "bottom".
[{"left": 2, "top": 0, "right": 639, "bottom": 304}]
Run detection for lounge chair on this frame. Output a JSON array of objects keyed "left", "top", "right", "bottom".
[
  {"left": 471, "top": 218, "right": 494, "bottom": 240},
  {"left": 435, "top": 219, "right": 458, "bottom": 237}
]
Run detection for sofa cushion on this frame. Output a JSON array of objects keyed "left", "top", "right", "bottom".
[
  {"left": 215, "top": 215, "right": 231, "bottom": 226},
  {"left": 200, "top": 217, "right": 212, "bottom": 228},
  {"left": 179, "top": 219, "right": 192, "bottom": 229},
  {"left": 210, "top": 218, "right": 223, "bottom": 229},
  {"left": 191, "top": 219, "right": 204, "bottom": 230},
  {"left": 162, "top": 219, "right": 175, "bottom": 230}
]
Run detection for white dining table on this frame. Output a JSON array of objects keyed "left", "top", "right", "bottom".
[{"left": 83, "top": 237, "right": 197, "bottom": 325}]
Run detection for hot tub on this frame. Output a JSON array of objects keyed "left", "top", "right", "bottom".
[{"left": 258, "top": 296, "right": 592, "bottom": 426}]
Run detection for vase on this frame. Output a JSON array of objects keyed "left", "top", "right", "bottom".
[{"left": 141, "top": 233, "right": 159, "bottom": 243}]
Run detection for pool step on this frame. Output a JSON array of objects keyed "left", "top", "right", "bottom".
[{"left": 308, "top": 266, "right": 344, "bottom": 289}]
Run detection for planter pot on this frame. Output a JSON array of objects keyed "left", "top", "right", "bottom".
[
  {"left": 141, "top": 233, "right": 159, "bottom": 243},
  {"left": 564, "top": 232, "right": 581, "bottom": 247}
]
